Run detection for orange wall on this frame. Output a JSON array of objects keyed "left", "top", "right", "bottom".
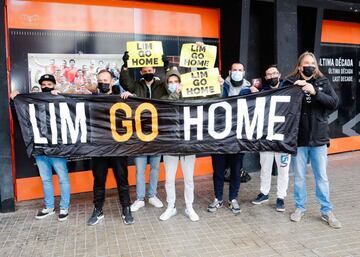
[
  {"left": 321, "top": 20, "right": 360, "bottom": 45},
  {"left": 7, "top": 0, "right": 219, "bottom": 38},
  {"left": 16, "top": 156, "right": 214, "bottom": 201}
]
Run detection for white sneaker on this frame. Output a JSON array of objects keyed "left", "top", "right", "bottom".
[
  {"left": 35, "top": 208, "right": 55, "bottom": 219},
  {"left": 130, "top": 200, "right": 145, "bottom": 212},
  {"left": 185, "top": 208, "right": 200, "bottom": 222},
  {"left": 148, "top": 196, "right": 163, "bottom": 208},
  {"left": 58, "top": 208, "right": 69, "bottom": 221},
  {"left": 159, "top": 207, "right": 177, "bottom": 221}
]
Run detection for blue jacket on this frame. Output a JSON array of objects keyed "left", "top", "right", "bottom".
[{"left": 222, "top": 76, "right": 252, "bottom": 98}]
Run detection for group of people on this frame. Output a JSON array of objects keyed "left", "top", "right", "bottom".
[
  {"left": 11, "top": 49, "right": 342, "bottom": 229},
  {"left": 31, "top": 58, "right": 121, "bottom": 95}
]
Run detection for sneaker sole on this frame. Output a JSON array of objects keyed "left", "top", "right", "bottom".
[
  {"left": 290, "top": 214, "right": 303, "bottom": 222},
  {"left": 122, "top": 215, "right": 135, "bottom": 225},
  {"left": 159, "top": 210, "right": 177, "bottom": 221},
  {"left": 207, "top": 204, "right": 223, "bottom": 213},
  {"left": 252, "top": 199, "right": 269, "bottom": 205},
  {"left": 58, "top": 216, "right": 68, "bottom": 222},
  {"left": 185, "top": 211, "right": 199, "bottom": 222},
  {"left": 149, "top": 203, "right": 164, "bottom": 208},
  {"left": 321, "top": 216, "right": 342, "bottom": 229},
  {"left": 276, "top": 208, "right": 285, "bottom": 212},
  {"left": 230, "top": 208, "right": 242, "bottom": 214},
  {"left": 130, "top": 204, "right": 145, "bottom": 212},
  {"left": 35, "top": 211, "right": 55, "bottom": 220},
  {"left": 87, "top": 215, "right": 104, "bottom": 226}
]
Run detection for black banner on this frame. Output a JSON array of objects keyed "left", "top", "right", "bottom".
[{"left": 14, "top": 86, "right": 303, "bottom": 157}]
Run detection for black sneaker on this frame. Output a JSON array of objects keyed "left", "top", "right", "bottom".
[
  {"left": 207, "top": 198, "right": 223, "bottom": 213},
  {"left": 252, "top": 193, "right": 269, "bottom": 205},
  {"left": 87, "top": 208, "right": 104, "bottom": 226},
  {"left": 122, "top": 206, "right": 134, "bottom": 225},
  {"left": 276, "top": 198, "right": 285, "bottom": 212},
  {"left": 58, "top": 209, "right": 69, "bottom": 221},
  {"left": 35, "top": 208, "right": 55, "bottom": 219}
]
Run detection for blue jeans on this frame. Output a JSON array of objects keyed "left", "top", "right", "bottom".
[
  {"left": 292, "top": 145, "right": 332, "bottom": 214},
  {"left": 135, "top": 155, "right": 161, "bottom": 201},
  {"left": 35, "top": 155, "right": 70, "bottom": 209}
]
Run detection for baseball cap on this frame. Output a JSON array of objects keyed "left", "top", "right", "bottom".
[{"left": 38, "top": 74, "right": 56, "bottom": 85}]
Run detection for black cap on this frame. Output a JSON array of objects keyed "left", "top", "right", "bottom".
[{"left": 38, "top": 74, "right": 56, "bottom": 85}]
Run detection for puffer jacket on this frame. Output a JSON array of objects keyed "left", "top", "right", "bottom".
[{"left": 284, "top": 75, "right": 338, "bottom": 147}]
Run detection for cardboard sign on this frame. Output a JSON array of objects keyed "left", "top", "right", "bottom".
[
  {"left": 181, "top": 68, "right": 221, "bottom": 98},
  {"left": 126, "top": 41, "right": 164, "bottom": 68},
  {"left": 179, "top": 43, "right": 217, "bottom": 68}
]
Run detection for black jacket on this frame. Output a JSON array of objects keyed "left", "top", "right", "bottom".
[
  {"left": 120, "top": 68, "right": 168, "bottom": 99},
  {"left": 284, "top": 75, "right": 338, "bottom": 147}
]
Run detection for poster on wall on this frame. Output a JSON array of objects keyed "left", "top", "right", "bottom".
[
  {"left": 319, "top": 43, "right": 360, "bottom": 138},
  {"left": 28, "top": 53, "right": 123, "bottom": 93}
]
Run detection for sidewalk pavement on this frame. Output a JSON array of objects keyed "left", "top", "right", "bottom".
[{"left": 0, "top": 151, "right": 359, "bottom": 257}]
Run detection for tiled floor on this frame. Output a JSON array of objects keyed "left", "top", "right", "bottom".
[{"left": 0, "top": 151, "right": 360, "bottom": 257}]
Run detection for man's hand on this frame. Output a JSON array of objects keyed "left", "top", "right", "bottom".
[
  {"left": 294, "top": 80, "right": 316, "bottom": 95},
  {"left": 176, "top": 84, "right": 182, "bottom": 94},
  {"left": 250, "top": 86, "right": 259, "bottom": 93},
  {"left": 195, "top": 41, "right": 205, "bottom": 47},
  {"left": 121, "top": 91, "right": 133, "bottom": 99},
  {"left": 294, "top": 80, "right": 307, "bottom": 87},
  {"left": 10, "top": 91, "right": 19, "bottom": 100},
  {"left": 122, "top": 51, "right": 129, "bottom": 68},
  {"left": 218, "top": 76, "right": 224, "bottom": 86},
  {"left": 301, "top": 84, "right": 316, "bottom": 95},
  {"left": 162, "top": 55, "right": 170, "bottom": 71},
  {"left": 51, "top": 90, "right": 60, "bottom": 96}
]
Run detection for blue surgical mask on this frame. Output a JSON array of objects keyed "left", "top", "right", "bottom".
[
  {"left": 231, "top": 71, "right": 244, "bottom": 82},
  {"left": 168, "top": 83, "right": 178, "bottom": 93}
]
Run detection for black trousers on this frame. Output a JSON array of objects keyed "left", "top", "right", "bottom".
[
  {"left": 211, "top": 153, "right": 244, "bottom": 201},
  {"left": 92, "top": 157, "right": 130, "bottom": 210}
]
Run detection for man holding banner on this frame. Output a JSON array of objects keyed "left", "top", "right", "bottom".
[
  {"left": 11, "top": 74, "right": 71, "bottom": 222},
  {"left": 252, "top": 65, "right": 291, "bottom": 212},
  {"left": 159, "top": 67, "right": 200, "bottom": 222},
  {"left": 207, "top": 62, "right": 254, "bottom": 215},
  {"left": 87, "top": 69, "right": 134, "bottom": 226},
  {"left": 120, "top": 45, "right": 168, "bottom": 212}
]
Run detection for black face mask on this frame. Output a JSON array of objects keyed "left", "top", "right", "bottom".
[
  {"left": 302, "top": 66, "right": 316, "bottom": 77},
  {"left": 98, "top": 82, "right": 111, "bottom": 93},
  {"left": 230, "top": 78, "right": 243, "bottom": 87},
  {"left": 142, "top": 73, "right": 154, "bottom": 82},
  {"left": 266, "top": 77, "right": 279, "bottom": 87},
  {"left": 41, "top": 87, "right": 53, "bottom": 93}
]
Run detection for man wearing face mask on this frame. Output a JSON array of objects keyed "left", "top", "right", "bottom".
[
  {"left": 284, "top": 52, "right": 341, "bottom": 229},
  {"left": 10, "top": 74, "right": 71, "bottom": 222},
  {"left": 87, "top": 69, "right": 135, "bottom": 226},
  {"left": 158, "top": 67, "right": 200, "bottom": 222},
  {"left": 120, "top": 52, "right": 168, "bottom": 212},
  {"left": 252, "top": 65, "right": 291, "bottom": 212},
  {"left": 208, "top": 63, "right": 252, "bottom": 215},
  {"left": 221, "top": 62, "right": 255, "bottom": 97}
]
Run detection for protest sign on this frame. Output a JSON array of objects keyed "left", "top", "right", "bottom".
[
  {"left": 127, "top": 41, "right": 164, "bottom": 68},
  {"left": 181, "top": 68, "right": 221, "bottom": 98},
  {"left": 179, "top": 43, "right": 217, "bottom": 68}
]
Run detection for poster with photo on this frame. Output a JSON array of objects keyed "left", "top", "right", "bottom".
[{"left": 28, "top": 53, "right": 123, "bottom": 94}]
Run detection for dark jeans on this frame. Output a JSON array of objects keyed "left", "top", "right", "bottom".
[
  {"left": 211, "top": 153, "right": 244, "bottom": 201},
  {"left": 92, "top": 157, "right": 130, "bottom": 210}
]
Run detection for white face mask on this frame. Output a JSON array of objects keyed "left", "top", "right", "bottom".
[
  {"left": 168, "top": 83, "right": 178, "bottom": 93},
  {"left": 231, "top": 71, "right": 244, "bottom": 82}
]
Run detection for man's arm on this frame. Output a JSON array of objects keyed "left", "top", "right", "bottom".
[
  {"left": 120, "top": 52, "right": 137, "bottom": 93},
  {"left": 313, "top": 79, "right": 339, "bottom": 111}
]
